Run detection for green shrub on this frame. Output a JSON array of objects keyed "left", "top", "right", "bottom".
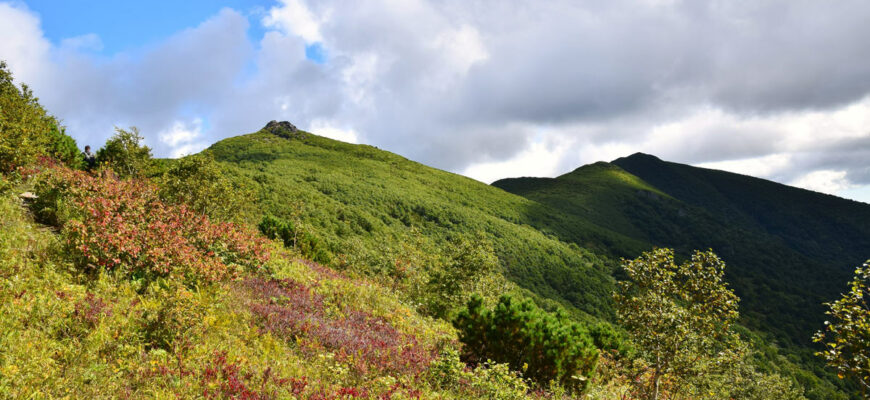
[
  {"left": 419, "top": 232, "right": 499, "bottom": 318},
  {"left": 427, "top": 347, "right": 530, "bottom": 400},
  {"left": 454, "top": 295, "right": 599, "bottom": 393},
  {"left": 46, "top": 125, "right": 82, "bottom": 169},
  {"left": 258, "top": 214, "right": 332, "bottom": 264},
  {"left": 157, "top": 153, "right": 255, "bottom": 223},
  {"left": 0, "top": 61, "right": 80, "bottom": 171},
  {"left": 588, "top": 322, "right": 632, "bottom": 357},
  {"left": 96, "top": 126, "right": 154, "bottom": 178}
]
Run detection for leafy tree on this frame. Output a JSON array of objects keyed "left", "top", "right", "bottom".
[
  {"left": 158, "top": 153, "right": 255, "bottom": 223},
  {"left": 417, "top": 231, "right": 499, "bottom": 318},
  {"left": 814, "top": 260, "right": 870, "bottom": 395},
  {"left": 0, "top": 60, "right": 80, "bottom": 170},
  {"left": 454, "top": 294, "right": 599, "bottom": 393},
  {"left": 96, "top": 126, "right": 153, "bottom": 178},
  {"left": 614, "top": 248, "right": 741, "bottom": 400}
]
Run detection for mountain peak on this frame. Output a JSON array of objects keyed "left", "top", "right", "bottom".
[
  {"left": 263, "top": 120, "right": 307, "bottom": 140},
  {"left": 614, "top": 152, "right": 662, "bottom": 163}
]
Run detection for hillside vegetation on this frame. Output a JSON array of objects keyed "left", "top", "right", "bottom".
[
  {"left": 206, "top": 127, "right": 648, "bottom": 321},
  {"left": 204, "top": 125, "right": 846, "bottom": 398},
  {"left": 0, "top": 64, "right": 585, "bottom": 398},
  {"left": 495, "top": 154, "right": 870, "bottom": 398}
]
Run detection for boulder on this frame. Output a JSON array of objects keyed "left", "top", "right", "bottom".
[
  {"left": 263, "top": 120, "right": 307, "bottom": 140},
  {"left": 264, "top": 120, "right": 297, "bottom": 133}
]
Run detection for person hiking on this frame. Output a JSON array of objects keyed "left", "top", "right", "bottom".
[{"left": 82, "top": 145, "right": 96, "bottom": 171}]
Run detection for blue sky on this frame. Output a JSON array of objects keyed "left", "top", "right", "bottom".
[
  {"left": 26, "top": 0, "right": 270, "bottom": 53},
  {"left": 2, "top": 0, "right": 870, "bottom": 203},
  {"left": 25, "top": 1, "right": 326, "bottom": 63}
]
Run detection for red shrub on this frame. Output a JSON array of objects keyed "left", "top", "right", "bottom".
[
  {"left": 201, "top": 351, "right": 289, "bottom": 400},
  {"left": 33, "top": 165, "right": 269, "bottom": 282},
  {"left": 239, "top": 278, "right": 436, "bottom": 378},
  {"left": 74, "top": 293, "right": 112, "bottom": 327}
]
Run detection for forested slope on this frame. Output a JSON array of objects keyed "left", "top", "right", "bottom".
[
  {"left": 206, "top": 126, "right": 649, "bottom": 320},
  {"left": 495, "top": 153, "right": 870, "bottom": 398}
]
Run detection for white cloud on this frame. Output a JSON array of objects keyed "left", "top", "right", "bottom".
[
  {"left": 262, "top": 0, "right": 323, "bottom": 43},
  {"left": 308, "top": 119, "right": 358, "bottom": 143},
  {"left": 159, "top": 119, "right": 207, "bottom": 158},
  {"left": 0, "top": 2, "right": 50, "bottom": 84},
  {"left": 696, "top": 154, "right": 792, "bottom": 179},
  {"left": 463, "top": 133, "right": 574, "bottom": 183},
  {"left": 60, "top": 33, "right": 103, "bottom": 52},
  {"left": 2, "top": 0, "right": 870, "bottom": 202},
  {"left": 429, "top": 24, "right": 488, "bottom": 79},
  {"left": 836, "top": 186, "right": 870, "bottom": 204},
  {"left": 790, "top": 170, "right": 854, "bottom": 195}
]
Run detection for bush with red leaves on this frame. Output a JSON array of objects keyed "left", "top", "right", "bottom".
[
  {"left": 239, "top": 277, "right": 436, "bottom": 378},
  {"left": 201, "top": 351, "right": 290, "bottom": 400},
  {"left": 32, "top": 165, "right": 269, "bottom": 282}
]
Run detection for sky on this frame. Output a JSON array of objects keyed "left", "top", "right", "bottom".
[{"left": 2, "top": 0, "right": 869, "bottom": 203}]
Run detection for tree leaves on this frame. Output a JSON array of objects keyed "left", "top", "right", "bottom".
[{"left": 814, "top": 260, "right": 870, "bottom": 392}]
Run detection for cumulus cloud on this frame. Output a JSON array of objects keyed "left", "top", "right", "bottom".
[
  {"left": 159, "top": 118, "right": 208, "bottom": 158},
  {"left": 0, "top": 4, "right": 252, "bottom": 156},
  {"left": 1, "top": 0, "right": 869, "bottom": 202}
]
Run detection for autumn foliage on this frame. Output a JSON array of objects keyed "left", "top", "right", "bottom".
[
  {"left": 240, "top": 277, "right": 436, "bottom": 378},
  {"left": 32, "top": 164, "right": 269, "bottom": 282}
]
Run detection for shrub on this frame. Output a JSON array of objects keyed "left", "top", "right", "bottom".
[
  {"left": 96, "top": 126, "right": 154, "bottom": 178},
  {"left": 259, "top": 214, "right": 332, "bottom": 264},
  {"left": 0, "top": 61, "right": 80, "bottom": 171},
  {"left": 416, "top": 231, "right": 499, "bottom": 319},
  {"left": 427, "top": 347, "right": 530, "bottom": 400},
  {"left": 379, "top": 229, "right": 502, "bottom": 319},
  {"left": 239, "top": 277, "right": 436, "bottom": 378},
  {"left": 199, "top": 351, "right": 290, "bottom": 400},
  {"left": 454, "top": 295, "right": 599, "bottom": 393},
  {"left": 157, "top": 153, "right": 255, "bottom": 223},
  {"left": 31, "top": 165, "right": 269, "bottom": 283},
  {"left": 614, "top": 248, "right": 742, "bottom": 399},
  {"left": 814, "top": 260, "right": 870, "bottom": 392},
  {"left": 137, "top": 280, "right": 210, "bottom": 351}
]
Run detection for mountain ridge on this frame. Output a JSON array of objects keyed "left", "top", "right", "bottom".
[{"left": 494, "top": 151, "right": 870, "bottom": 398}]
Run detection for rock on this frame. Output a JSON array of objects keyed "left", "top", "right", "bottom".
[
  {"left": 264, "top": 120, "right": 297, "bottom": 133},
  {"left": 19, "top": 192, "right": 38, "bottom": 200},
  {"left": 263, "top": 120, "right": 308, "bottom": 141}
]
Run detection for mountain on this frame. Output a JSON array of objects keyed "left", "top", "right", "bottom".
[
  {"left": 495, "top": 153, "right": 870, "bottom": 397},
  {"left": 495, "top": 153, "right": 870, "bottom": 345},
  {"left": 204, "top": 125, "right": 656, "bottom": 322},
  {"left": 208, "top": 126, "right": 854, "bottom": 398}
]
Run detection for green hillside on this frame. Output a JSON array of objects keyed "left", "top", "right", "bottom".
[
  {"left": 206, "top": 125, "right": 850, "bottom": 398},
  {"left": 205, "top": 125, "right": 651, "bottom": 321},
  {"left": 495, "top": 153, "right": 870, "bottom": 398}
]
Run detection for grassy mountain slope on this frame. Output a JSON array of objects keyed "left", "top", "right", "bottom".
[
  {"left": 2, "top": 164, "right": 560, "bottom": 399},
  {"left": 206, "top": 128, "right": 650, "bottom": 321},
  {"left": 207, "top": 127, "right": 850, "bottom": 397},
  {"left": 494, "top": 153, "right": 870, "bottom": 398}
]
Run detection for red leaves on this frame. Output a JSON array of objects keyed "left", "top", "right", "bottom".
[
  {"left": 37, "top": 165, "right": 270, "bottom": 282},
  {"left": 240, "top": 278, "right": 436, "bottom": 378},
  {"left": 200, "top": 351, "right": 289, "bottom": 400},
  {"left": 74, "top": 293, "right": 112, "bottom": 327}
]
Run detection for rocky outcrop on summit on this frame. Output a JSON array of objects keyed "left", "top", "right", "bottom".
[{"left": 263, "top": 120, "right": 306, "bottom": 140}]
